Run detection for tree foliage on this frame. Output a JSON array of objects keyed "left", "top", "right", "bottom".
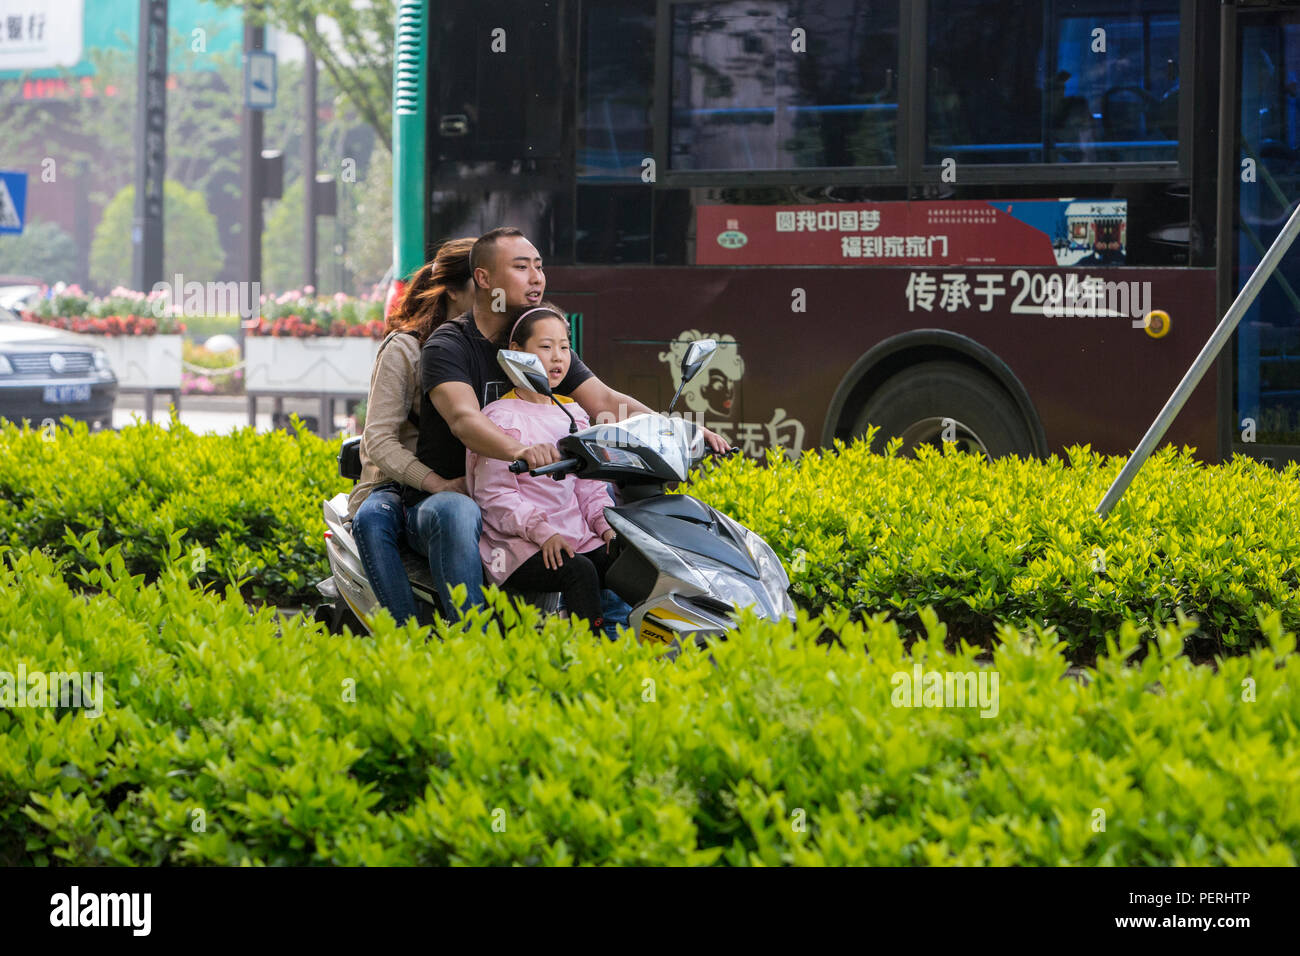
[
  {"left": 89, "top": 181, "right": 224, "bottom": 291},
  {"left": 263, "top": 175, "right": 305, "bottom": 294},
  {"left": 211, "top": 0, "right": 394, "bottom": 152},
  {"left": 0, "top": 221, "right": 79, "bottom": 285}
]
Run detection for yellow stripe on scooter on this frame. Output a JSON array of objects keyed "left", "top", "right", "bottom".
[
  {"left": 639, "top": 618, "right": 676, "bottom": 645},
  {"left": 651, "top": 607, "right": 699, "bottom": 624}
]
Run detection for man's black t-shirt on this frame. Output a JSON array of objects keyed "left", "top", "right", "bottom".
[{"left": 413, "top": 310, "right": 593, "bottom": 487}]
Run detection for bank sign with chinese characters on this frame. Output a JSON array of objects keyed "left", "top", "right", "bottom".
[
  {"left": 696, "top": 199, "right": 1126, "bottom": 267},
  {"left": 0, "top": 0, "right": 79, "bottom": 70}
]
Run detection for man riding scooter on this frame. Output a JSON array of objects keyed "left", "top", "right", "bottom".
[{"left": 406, "top": 227, "right": 730, "bottom": 621}]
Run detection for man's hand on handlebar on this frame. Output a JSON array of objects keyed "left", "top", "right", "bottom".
[
  {"left": 699, "top": 426, "right": 730, "bottom": 455},
  {"left": 517, "top": 442, "right": 562, "bottom": 471}
]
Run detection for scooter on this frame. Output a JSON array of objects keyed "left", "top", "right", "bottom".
[
  {"left": 318, "top": 449, "right": 564, "bottom": 635},
  {"left": 316, "top": 339, "right": 796, "bottom": 650}
]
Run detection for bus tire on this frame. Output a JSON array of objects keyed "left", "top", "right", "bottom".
[{"left": 851, "top": 360, "right": 1035, "bottom": 459}]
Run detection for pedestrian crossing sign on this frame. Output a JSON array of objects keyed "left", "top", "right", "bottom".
[{"left": 0, "top": 171, "right": 26, "bottom": 235}]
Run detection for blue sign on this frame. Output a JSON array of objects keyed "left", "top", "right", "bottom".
[
  {"left": 244, "top": 50, "right": 277, "bottom": 110},
  {"left": 0, "top": 170, "right": 26, "bottom": 235}
]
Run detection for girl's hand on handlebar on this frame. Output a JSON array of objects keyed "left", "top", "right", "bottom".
[
  {"left": 541, "top": 534, "right": 575, "bottom": 570},
  {"left": 602, "top": 528, "right": 616, "bottom": 553},
  {"left": 519, "top": 442, "right": 562, "bottom": 470}
]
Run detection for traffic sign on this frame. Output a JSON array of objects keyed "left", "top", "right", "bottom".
[
  {"left": 0, "top": 171, "right": 26, "bottom": 235},
  {"left": 244, "top": 50, "right": 277, "bottom": 111}
]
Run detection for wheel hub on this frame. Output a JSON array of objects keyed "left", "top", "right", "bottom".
[{"left": 897, "top": 416, "right": 991, "bottom": 457}]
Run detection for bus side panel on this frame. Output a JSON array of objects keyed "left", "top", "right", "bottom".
[{"left": 547, "top": 266, "right": 1219, "bottom": 461}]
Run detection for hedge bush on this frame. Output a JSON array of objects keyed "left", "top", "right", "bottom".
[
  {"left": 3, "top": 419, "right": 1299, "bottom": 653},
  {"left": 2, "top": 541, "right": 1296, "bottom": 866},
  {"left": 0, "top": 418, "right": 345, "bottom": 605},
  {"left": 689, "top": 435, "right": 1300, "bottom": 656}
]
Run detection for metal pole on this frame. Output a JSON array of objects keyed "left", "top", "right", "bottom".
[
  {"left": 1096, "top": 199, "right": 1300, "bottom": 518},
  {"left": 132, "top": 0, "right": 167, "bottom": 293},
  {"left": 241, "top": 11, "right": 265, "bottom": 290},
  {"left": 303, "top": 44, "right": 317, "bottom": 291}
]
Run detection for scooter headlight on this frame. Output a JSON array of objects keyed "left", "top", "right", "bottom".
[
  {"left": 743, "top": 528, "right": 796, "bottom": 619},
  {"left": 584, "top": 440, "right": 651, "bottom": 472},
  {"left": 682, "top": 557, "right": 763, "bottom": 616}
]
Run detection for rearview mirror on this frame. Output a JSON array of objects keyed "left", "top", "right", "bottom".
[
  {"left": 680, "top": 339, "right": 718, "bottom": 386},
  {"left": 668, "top": 338, "right": 719, "bottom": 413},
  {"left": 497, "top": 349, "right": 553, "bottom": 396}
]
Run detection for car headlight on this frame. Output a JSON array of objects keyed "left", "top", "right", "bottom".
[
  {"left": 92, "top": 349, "right": 110, "bottom": 373},
  {"left": 0, "top": 355, "right": 12, "bottom": 375}
]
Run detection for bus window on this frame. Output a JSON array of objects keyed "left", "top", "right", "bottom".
[
  {"left": 576, "top": 0, "right": 655, "bottom": 263},
  {"left": 668, "top": 0, "right": 899, "bottom": 171},
  {"left": 927, "top": 0, "right": 1179, "bottom": 166},
  {"left": 1236, "top": 20, "right": 1300, "bottom": 447},
  {"left": 578, "top": 0, "right": 655, "bottom": 181},
  {"left": 429, "top": 0, "right": 562, "bottom": 163}
]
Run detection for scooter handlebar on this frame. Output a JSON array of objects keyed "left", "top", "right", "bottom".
[{"left": 508, "top": 457, "right": 582, "bottom": 477}]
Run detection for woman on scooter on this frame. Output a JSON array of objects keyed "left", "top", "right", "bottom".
[
  {"left": 349, "top": 237, "right": 476, "bottom": 624},
  {"left": 466, "top": 303, "right": 616, "bottom": 631}
]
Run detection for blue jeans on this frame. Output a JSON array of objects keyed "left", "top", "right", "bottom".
[
  {"left": 352, "top": 486, "right": 420, "bottom": 625},
  {"left": 599, "top": 589, "right": 632, "bottom": 641},
  {"left": 405, "top": 491, "right": 485, "bottom": 620},
  {"left": 596, "top": 488, "right": 630, "bottom": 639}
]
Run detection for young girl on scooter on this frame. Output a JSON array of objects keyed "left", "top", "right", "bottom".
[{"left": 466, "top": 304, "right": 616, "bottom": 630}]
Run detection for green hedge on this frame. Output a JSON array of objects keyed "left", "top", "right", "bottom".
[
  {"left": 3, "top": 419, "right": 1299, "bottom": 652},
  {"left": 689, "top": 435, "right": 1300, "bottom": 656},
  {"left": 2, "top": 541, "right": 1296, "bottom": 866},
  {"left": 0, "top": 418, "right": 345, "bottom": 605}
]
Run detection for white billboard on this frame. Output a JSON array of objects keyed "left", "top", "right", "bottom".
[{"left": 0, "top": 0, "right": 83, "bottom": 71}]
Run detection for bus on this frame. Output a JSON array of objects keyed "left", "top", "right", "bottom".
[{"left": 388, "top": 0, "right": 1300, "bottom": 467}]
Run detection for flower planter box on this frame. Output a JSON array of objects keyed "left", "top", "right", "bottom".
[
  {"left": 95, "top": 334, "right": 184, "bottom": 390},
  {"left": 244, "top": 336, "right": 380, "bottom": 394}
]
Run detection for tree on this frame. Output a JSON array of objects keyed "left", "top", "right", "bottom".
[
  {"left": 345, "top": 144, "right": 392, "bottom": 289},
  {"left": 211, "top": 0, "right": 394, "bottom": 152},
  {"left": 262, "top": 176, "right": 305, "bottom": 294},
  {"left": 0, "top": 221, "right": 79, "bottom": 285},
  {"left": 90, "top": 181, "right": 224, "bottom": 291}
]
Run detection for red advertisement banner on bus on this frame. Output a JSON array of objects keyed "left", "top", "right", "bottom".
[{"left": 695, "top": 199, "right": 1127, "bottom": 268}]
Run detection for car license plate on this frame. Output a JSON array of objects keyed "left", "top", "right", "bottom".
[{"left": 44, "top": 384, "right": 91, "bottom": 404}]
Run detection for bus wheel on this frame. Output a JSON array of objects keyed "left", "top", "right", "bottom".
[{"left": 851, "top": 360, "right": 1035, "bottom": 459}]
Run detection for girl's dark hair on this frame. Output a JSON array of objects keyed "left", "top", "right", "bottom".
[
  {"left": 507, "top": 300, "right": 569, "bottom": 349},
  {"left": 387, "top": 236, "right": 475, "bottom": 342}
]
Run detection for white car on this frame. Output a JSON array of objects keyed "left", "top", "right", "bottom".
[{"left": 0, "top": 304, "right": 118, "bottom": 428}]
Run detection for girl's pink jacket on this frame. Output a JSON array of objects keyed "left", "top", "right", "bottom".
[{"left": 466, "top": 390, "right": 613, "bottom": 585}]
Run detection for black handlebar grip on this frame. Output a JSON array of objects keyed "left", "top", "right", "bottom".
[
  {"left": 531, "top": 457, "right": 582, "bottom": 477},
  {"left": 509, "top": 459, "right": 529, "bottom": 473}
]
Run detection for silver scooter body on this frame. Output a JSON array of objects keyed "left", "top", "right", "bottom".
[
  {"left": 498, "top": 343, "right": 796, "bottom": 650},
  {"left": 317, "top": 339, "right": 794, "bottom": 647}
]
